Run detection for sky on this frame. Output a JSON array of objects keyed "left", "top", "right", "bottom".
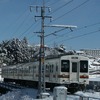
[{"left": 0, "top": 0, "right": 100, "bottom": 50}]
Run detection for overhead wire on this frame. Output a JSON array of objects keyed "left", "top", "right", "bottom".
[
  {"left": 36, "top": 0, "right": 74, "bottom": 40},
  {"left": 28, "top": 0, "right": 73, "bottom": 40},
  {"left": 60, "top": 29, "right": 100, "bottom": 43},
  {"left": 47, "top": 0, "right": 59, "bottom": 6},
  {"left": 17, "top": 0, "right": 58, "bottom": 39},
  {"left": 48, "top": 0, "right": 73, "bottom": 15},
  {"left": 7, "top": 0, "right": 41, "bottom": 40},
  {"left": 52, "top": 0, "right": 90, "bottom": 22},
  {"left": 11, "top": 12, "right": 30, "bottom": 38},
  {"left": 46, "top": 21, "right": 100, "bottom": 45},
  {"left": 18, "top": 23, "right": 35, "bottom": 38},
  {"left": 43, "top": 0, "right": 90, "bottom": 43},
  {"left": 19, "top": 0, "right": 91, "bottom": 46},
  {"left": 25, "top": 21, "right": 40, "bottom": 40},
  {"left": 61, "top": 21, "right": 100, "bottom": 37},
  {"left": 47, "top": 29, "right": 100, "bottom": 47},
  {"left": 10, "top": 9, "right": 29, "bottom": 27},
  {"left": 44, "top": 28, "right": 66, "bottom": 37},
  {"left": 4, "top": 9, "right": 28, "bottom": 37},
  {"left": 24, "top": 0, "right": 65, "bottom": 42}
]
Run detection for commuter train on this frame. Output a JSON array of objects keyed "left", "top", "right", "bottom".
[{"left": 1, "top": 54, "right": 89, "bottom": 93}]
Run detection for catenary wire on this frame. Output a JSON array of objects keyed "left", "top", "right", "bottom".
[
  {"left": 60, "top": 30, "right": 100, "bottom": 43},
  {"left": 46, "top": 21, "right": 100, "bottom": 45},
  {"left": 40, "top": 0, "right": 90, "bottom": 41},
  {"left": 11, "top": 13, "right": 30, "bottom": 38},
  {"left": 52, "top": 0, "right": 90, "bottom": 22},
  {"left": 29, "top": 0, "right": 73, "bottom": 41},
  {"left": 48, "top": 0, "right": 73, "bottom": 15}
]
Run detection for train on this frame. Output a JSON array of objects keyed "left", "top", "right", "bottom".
[{"left": 1, "top": 54, "right": 89, "bottom": 93}]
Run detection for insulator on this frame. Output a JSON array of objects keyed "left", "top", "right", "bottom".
[
  {"left": 50, "top": 18, "right": 53, "bottom": 22},
  {"left": 30, "top": 6, "right": 32, "bottom": 12},
  {"left": 34, "top": 16, "right": 37, "bottom": 22},
  {"left": 36, "top": 6, "right": 38, "bottom": 12},
  {"left": 48, "top": 8, "right": 51, "bottom": 12}
]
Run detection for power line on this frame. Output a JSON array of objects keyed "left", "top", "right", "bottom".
[
  {"left": 47, "top": 0, "right": 59, "bottom": 6},
  {"left": 45, "top": 28, "right": 66, "bottom": 37},
  {"left": 52, "top": 0, "right": 90, "bottom": 22},
  {"left": 25, "top": 21, "right": 40, "bottom": 39},
  {"left": 28, "top": 0, "right": 73, "bottom": 40},
  {"left": 11, "top": 13, "right": 30, "bottom": 38},
  {"left": 57, "top": 30, "right": 100, "bottom": 44},
  {"left": 48, "top": 0, "right": 73, "bottom": 15},
  {"left": 18, "top": 23, "right": 35, "bottom": 38},
  {"left": 11, "top": 9, "right": 29, "bottom": 26},
  {"left": 78, "top": 22, "right": 100, "bottom": 30},
  {"left": 61, "top": 21, "right": 100, "bottom": 37},
  {"left": 4, "top": 9, "right": 28, "bottom": 36},
  {"left": 46, "top": 21, "right": 100, "bottom": 45}
]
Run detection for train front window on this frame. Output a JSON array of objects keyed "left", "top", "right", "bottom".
[
  {"left": 61, "top": 60, "right": 70, "bottom": 72},
  {"left": 80, "top": 60, "right": 88, "bottom": 72}
]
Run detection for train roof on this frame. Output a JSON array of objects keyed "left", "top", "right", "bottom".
[
  {"left": 2, "top": 54, "right": 88, "bottom": 68},
  {"left": 45, "top": 54, "right": 88, "bottom": 60}
]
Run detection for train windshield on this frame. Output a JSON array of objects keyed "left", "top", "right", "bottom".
[
  {"left": 61, "top": 60, "right": 70, "bottom": 72},
  {"left": 80, "top": 60, "right": 88, "bottom": 72}
]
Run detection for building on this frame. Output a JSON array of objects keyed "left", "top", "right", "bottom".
[{"left": 80, "top": 49, "right": 100, "bottom": 58}]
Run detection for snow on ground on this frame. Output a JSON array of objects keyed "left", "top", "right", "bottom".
[
  {"left": 0, "top": 59, "right": 100, "bottom": 100},
  {"left": 0, "top": 88, "right": 53, "bottom": 100},
  {"left": 0, "top": 88, "right": 100, "bottom": 100},
  {"left": 0, "top": 88, "right": 38, "bottom": 100},
  {"left": 75, "top": 91, "right": 100, "bottom": 99}
]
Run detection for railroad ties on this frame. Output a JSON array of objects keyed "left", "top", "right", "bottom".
[{"left": 0, "top": 81, "right": 24, "bottom": 91}]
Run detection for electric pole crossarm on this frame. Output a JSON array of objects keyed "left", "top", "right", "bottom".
[
  {"left": 44, "top": 25, "right": 77, "bottom": 37},
  {"left": 35, "top": 16, "right": 52, "bottom": 18},
  {"left": 45, "top": 25, "right": 77, "bottom": 28},
  {"left": 30, "top": 5, "right": 51, "bottom": 12}
]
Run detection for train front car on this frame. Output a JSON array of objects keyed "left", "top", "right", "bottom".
[
  {"left": 60, "top": 55, "right": 89, "bottom": 93},
  {"left": 1, "top": 54, "right": 89, "bottom": 94}
]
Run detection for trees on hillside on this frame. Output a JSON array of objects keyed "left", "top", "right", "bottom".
[{"left": 0, "top": 37, "right": 35, "bottom": 65}]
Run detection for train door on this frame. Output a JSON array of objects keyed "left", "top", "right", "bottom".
[
  {"left": 49, "top": 64, "right": 53, "bottom": 81},
  {"left": 70, "top": 62, "right": 79, "bottom": 82},
  {"left": 55, "top": 63, "right": 58, "bottom": 82}
]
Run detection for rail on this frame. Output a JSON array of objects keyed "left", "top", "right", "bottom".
[{"left": 0, "top": 82, "right": 24, "bottom": 90}]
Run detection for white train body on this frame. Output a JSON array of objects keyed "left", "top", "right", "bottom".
[{"left": 1, "top": 55, "right": 89, "bottom": 89}]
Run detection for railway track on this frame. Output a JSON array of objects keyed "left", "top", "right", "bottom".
[{"left": 0, "top": 81, "right": 24, "bottom": 91}]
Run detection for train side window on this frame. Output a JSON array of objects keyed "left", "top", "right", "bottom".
[
  {"left": 80, "top": 60, "right": 88, "bottom": 72},
  {"left": 61, "top": 60, "right": 70, "bottom": 72}
]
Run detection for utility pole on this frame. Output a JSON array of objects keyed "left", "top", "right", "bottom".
[
  {"left": 30, "top": 0, "right": 52, "bottom": 98},
  {"left": 30, "top": 0, "right": 77, "bottom": 98}
]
